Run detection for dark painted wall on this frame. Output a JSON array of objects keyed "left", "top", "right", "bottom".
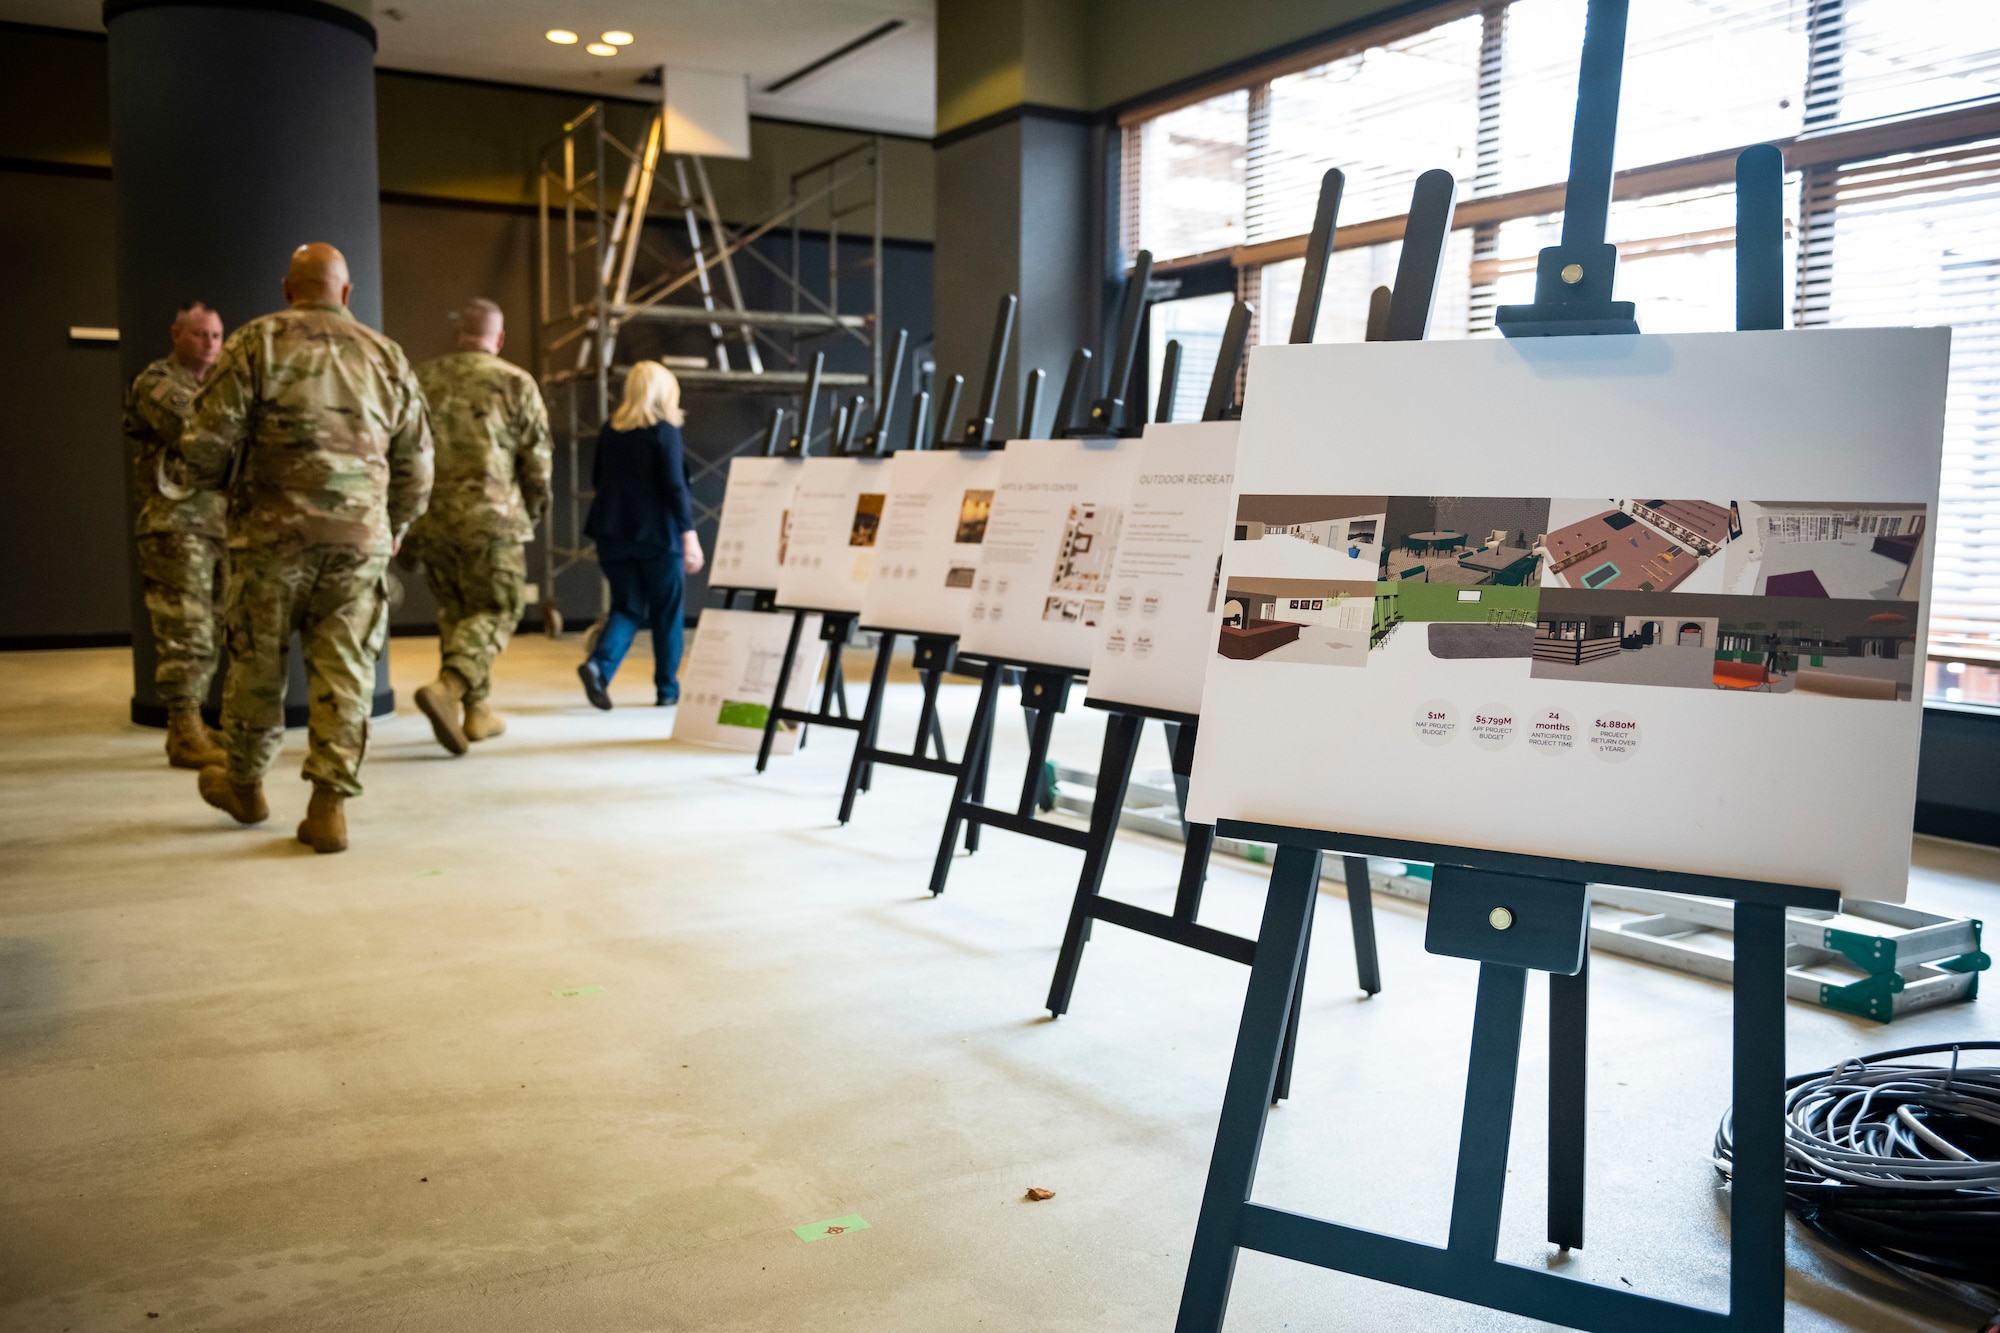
[
  {"left": 0, "top": 170, "right": 128, "bottom": 643},
  {"left": 0, "top": 22, "right": 933, "bottom": 644},
  {"left": 932, "top": 110, "right": 1100, "bottom": 442}
]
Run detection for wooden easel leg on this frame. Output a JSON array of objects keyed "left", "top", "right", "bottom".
[
  {"left": 1728, "top": 903, "right": 1787, "bottom": 1330},
  {"left": 1016, "top": 701, "right": 1060, "bottom": 818},
  {"left": 1343, "top": 854, "right": 1382, "bottom": 995},
  {"left": 1173, "top": 823, "right": 1216, "bottom": 922},
  {"left": 1446, "top": 963, "right": 1530, "bottom": 1261},
  {"left": 1547, "top": 950, "right": 1588, "bottom": 1251},
  {"left": 754, "top": 609, "right": 807, "bottom": 774},
  {"left": 1166, "top": 720, "right": 1213, "bottom": 923},
  {"left": 1175, "top": 843, "right": 1322, "bottom": 1333},
  {"left": 828, "top": 621, "right": 851, "bottom": 719},
  {"left": 1271, "top": 894, "right": 1315, "bottom": 1104},
  {"left": 1045, "top": 712, "right": 1144, "bottom": 1017},
  {"left": 928, "top": 662, "right": 1000, "bottom": 895},
  {"left": 837, "top": 632, "right": 895, "bottom": 825},
  {"left": 965, "top": 686, "right": 997, "bottom": 854}
]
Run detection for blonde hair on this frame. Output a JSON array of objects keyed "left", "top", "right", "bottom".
[{"left": 611, "top": 360, "right": 686, "bottom": 431}]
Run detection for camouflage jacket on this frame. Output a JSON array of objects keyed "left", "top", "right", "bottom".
[
  {"left": 407, "top": 350, "right": 552, "bottom": 545},
  {"left": 174, "top": 303, "right": 433, "bottom": 554},
  {"left": 125, "top": 356, "right": 228, "bottom": 539}
]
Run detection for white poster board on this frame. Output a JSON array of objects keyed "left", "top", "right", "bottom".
[
  {"left": 860, "top": 448, "right": 1006, "bottom": 635},
  {"left": 955, "top": 437, "right": 1142, "bottom": 672},
  {"left": 672, "top": 607, "right": 826, "bottom": 753},
  {"left": 1186, "top": 330, "right": 1949, "bottom": 902},
  {"left": 1084, "top": 421, "right": 1238, "bottom": 715},
  {"left": 709, "top": 456, "right": 802, "bottom": 591},
  {"left": 774, "top": 455, "right": 895, "bottom": 614}
]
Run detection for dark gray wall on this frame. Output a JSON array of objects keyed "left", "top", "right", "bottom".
[
  {"left": 933, "top": 110, "right": 1099, "bottom": 440},
  {"left": 0, "top": 169, "right": 129, "bottom": 643},
  {"left": 0, "top": 167, "right": 936, "bottom": 643},
  {"left": 935, "top": 119, "right": 1023, "bottom": 435}
]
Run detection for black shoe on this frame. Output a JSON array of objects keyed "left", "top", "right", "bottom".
[
  {"left": 656, "top": 691, "right": 679, "bottom": 706},
  {"left": 577, "top": 660, "right": 613, "bottom": 711}
]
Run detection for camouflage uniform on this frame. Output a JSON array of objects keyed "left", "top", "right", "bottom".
[
  {"left": 173, "top": 303, "right": 433, "bottom": 797},
  {"left": 404, "top": 350, "right": 551, "bottom": 703},
  {"left": 125, "top": 356, "right": 228, "bottom": 708}
]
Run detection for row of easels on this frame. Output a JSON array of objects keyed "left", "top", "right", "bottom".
[{"left": 697, "top": 2, "right": 1823, "bottom": 1322}]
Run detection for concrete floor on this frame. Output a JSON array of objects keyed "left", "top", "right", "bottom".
[{"left": 1, "top": 633, "right": 1996, "bottom": 1332}]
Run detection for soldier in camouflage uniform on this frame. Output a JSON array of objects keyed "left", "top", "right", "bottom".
[
  {"left": 403, "top": 299, "right": 551, "bottom": 755},
  {"left": 171, "top": 243, "right": 433, "bottom": 854},
  {"left": 125, "top": 301, "right": 229, "bottom": 769}
]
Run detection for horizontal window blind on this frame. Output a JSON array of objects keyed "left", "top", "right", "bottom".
[
  {"left": 1131, "top": 90, "right": 1248, "bottom": 261},
  {"left": 1798, "top": 139, "right": 2000, "bottom": 661},
  {"left": 1121, "top": 0, "right": 2000, "bottom": 671},
  {"left": 1247, "top": 15, "right": 1483, "bottom": 240},
  {"left": 1830, "top": 0, "right": 2000, "bottom": 129}
]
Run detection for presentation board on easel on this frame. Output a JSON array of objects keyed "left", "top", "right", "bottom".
[
  {"left": 953, "top": 437, "right": 1142, "bottom": 673},
  {"left": 859, "top": 448, "right": 1006, "bottom": 635},
  {"left": 773, "top": 455, "right": 896, "bottom": 613},
  {"left": 1082, "top": 421, "right": 1239, "bottom": 715},
  {"left": 672, "top": 607, "right": 826, "bottom": 753},
  {"left": 709, "top": 456, "right": 803, "bottom": 590},
  {"left": 1185, "top": 330, "right": 1949, "bottom": 902}
]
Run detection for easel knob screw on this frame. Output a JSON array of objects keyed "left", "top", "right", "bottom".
[
  {"left": 1560, "top": 264, "right": 1584, "bottom": 285},
  {"left": 1489, "top": 907, "right": 1515, "bottom": 930}
]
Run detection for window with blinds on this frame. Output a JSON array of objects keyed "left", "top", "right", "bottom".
[
  {"left": 1118, "top": 0, "right": 2000, "bottom": 683},
  {"left": 1798, "top": 139, "right": 2000, "bottom": 663}
]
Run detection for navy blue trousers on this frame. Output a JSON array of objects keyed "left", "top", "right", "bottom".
[{"left": 589, "top": 552, "right": 685, "bottom": 699}]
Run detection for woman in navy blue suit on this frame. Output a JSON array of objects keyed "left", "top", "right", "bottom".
[{"left": 576, "top": 362, "right": 704, "bottom": 707}]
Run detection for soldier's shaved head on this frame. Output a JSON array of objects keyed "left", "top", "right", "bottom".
[
  {"left": 283, "top": 242, "right": 352, "bottom": 309},
  {"left": 455, "top": 298, "right": 505, "bottom": 354}
]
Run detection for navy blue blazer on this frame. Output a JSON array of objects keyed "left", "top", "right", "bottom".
[{"left": 584, "top": 420, "right": 695, "bottom": 557}]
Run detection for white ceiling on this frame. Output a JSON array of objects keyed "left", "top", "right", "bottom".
[{"left": 6, "top": 0, "right": 936, "bottom": 137}]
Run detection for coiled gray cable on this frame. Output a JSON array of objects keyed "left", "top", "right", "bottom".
[{"left": 1715, "top": 1041, "right": 1999, "bottom": 1310}]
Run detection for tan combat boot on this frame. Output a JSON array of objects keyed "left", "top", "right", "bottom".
[
  {"left": 197, "top": 764, "right": 268, "bottom": 825},
  {"left": 165, "top": 705, "right": 226, "bottom": 770},
  {"left": 463, "top": 697, "right": 506, "bottom": 742},
  {"left": 414, "top": 671, "right": 469, "bottom": 755},
  {"left": 296, "top": 787, "right": 347, "bottom": 854}
]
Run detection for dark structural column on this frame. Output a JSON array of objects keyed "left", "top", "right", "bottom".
[
  {"left": 933, "top": 1, "right": 1100, "bottom": 436},
  {"left": 107, "top": 0, "right": 393, "bottom": 726}
]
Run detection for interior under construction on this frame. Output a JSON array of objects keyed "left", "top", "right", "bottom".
[{"left": 532, "top": 102, "right": 894, "bottom": 628}]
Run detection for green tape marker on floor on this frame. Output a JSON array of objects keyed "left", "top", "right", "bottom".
[
  {"left": 793, "top": 1214, "right": 869, "bottom": 1242},
  {"left": 552, "top": 985, "right": 605, "bottom": 999}
]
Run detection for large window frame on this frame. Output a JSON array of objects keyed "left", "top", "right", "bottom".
[{"left": 1115, "top": 0, "right": 2000, "bottom": 700}]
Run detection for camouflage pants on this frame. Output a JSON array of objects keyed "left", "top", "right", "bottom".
[
  {"left": 419, "top": 538, "right": 526, "bottom": 702},
  {"left": 221, "top": 545, "right": 389, "bottom": 798},
  {"left": 137, "top": 532, "right": 224, "bottom": 708}
]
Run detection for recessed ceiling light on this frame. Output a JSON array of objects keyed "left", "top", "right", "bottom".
[
  {"left": 545, "top": 28, "right": 577, "bottom": 43},
  {"left": 585, "top": 42, "right": 617, "bottom": 56},
  {"left": 601, "top": 30, "right": 633, "bottom": 45}
]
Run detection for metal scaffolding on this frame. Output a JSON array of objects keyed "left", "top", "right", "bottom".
[{"left": 532, "top": 101, "right": 888, "bottom": 631}]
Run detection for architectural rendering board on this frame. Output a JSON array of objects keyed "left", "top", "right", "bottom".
[
  {"left": 1085, "top": 422, "right": 1239, "bottom": 715},
  {"left": 672, "top": 607, "right": 826, "bottom": 753},
  {"left": 709, "top": 456, "right": 803, "bottom": 590},
  {"left": 1185, "top": 330, "right": 1950, "bottom": 901},
  {"left": 773, "top": 455, "right": 895, "bottom": 614},
  {"left": 955, "top": 437, "right": 1142, "bottom": 673},
  {"left": 859, "top": 448, "right": 1005, "bottom": 635}
]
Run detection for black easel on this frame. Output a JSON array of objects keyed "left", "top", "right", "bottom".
[
  {"left": 750, "top": 340, "right": 907, "bottom": 771},
  {"left": 822, "top": 296, "right": 1026, "bottom": 817},
  {"left": 832, "top": 264, "right": 1146, "bottom": 833},
  {"left": 1043, "top": 170, "right": 1456, "bottom": 1112},
  {"left": 1174, "top": 2, "right": 1803, "bottom": 1327},
  {"left": 920, "top": 254, "right": 1161, "bottom": 895}
]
